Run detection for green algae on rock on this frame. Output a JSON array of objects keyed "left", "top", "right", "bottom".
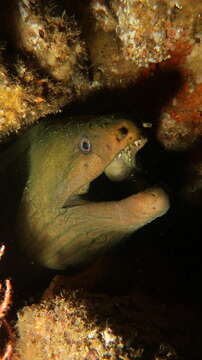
[{"left": 14, "top": 114, "right": 169, "bottom": 270}]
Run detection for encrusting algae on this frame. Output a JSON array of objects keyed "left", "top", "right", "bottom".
[
  {"left": 1, "top": 0, "right": 202, "bottom": 144},
  {"left": 0, "top": 0, "right": 90, "bottom": 139}
]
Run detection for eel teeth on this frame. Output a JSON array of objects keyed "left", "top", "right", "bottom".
[
  {"left": 104, "top": 137, "right": 147, "bottom": 182},
  {"left": 116, "top": 137, "right": 147, "bottom": 166}
]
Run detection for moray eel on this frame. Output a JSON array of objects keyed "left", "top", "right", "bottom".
[{"left": 1, "top": 114, "right": 169, "bottom": 270}]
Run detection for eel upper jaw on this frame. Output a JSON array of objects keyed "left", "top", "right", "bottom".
[{"left": 63, "top": 137, "right": 147, "bottom": 208}]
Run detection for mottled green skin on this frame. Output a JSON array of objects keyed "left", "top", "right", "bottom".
[{"left": 0, "top": 115, "right": 169, "bottom": 270}]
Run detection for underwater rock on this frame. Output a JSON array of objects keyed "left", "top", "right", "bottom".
[
  {"left": 154, "top": 2, "right": 202, "bottom": 150},
  {"left": 13, "top": 287, "right": 197, "bottom": 360},
  {"left": 157, "top": 112, "right": 198, "bottom": 151},
  {"left": 0, "top": 0, "right": 90, "bottom": 139},
  {"left": 11, "top": 0, "right": 86, "bottom": 82},
  {"left": 1, "top": 0, "right": 202, "bottom": 147},
  {"left": 88, "top": 0, "right": 170, "bottom": 67},
  {"left": 83, "top": 0, "right": 202, "bottom": 147},
  {"left": 0, "top": 52, "right": 28, "bottom": 136},
  {"left": 82, "top": 0, "right": 171, "bottom": 86}
]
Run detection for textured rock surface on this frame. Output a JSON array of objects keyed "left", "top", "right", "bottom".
[
  {"left": 0, "top": 0, "right": 90, "bottom": 139},
  {"left": 1, "top": 0, "right": 202, "bottom": 146},
  {"left": 13, "top": 286, "right": 199, "bottom": 360}
]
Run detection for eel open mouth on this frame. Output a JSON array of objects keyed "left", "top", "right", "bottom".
[
  {"left": 76, "top": 137, "right": 147, "bottom": 201},
  {"left": 63, "top": 131, "right": 169, "bottom": 234}
]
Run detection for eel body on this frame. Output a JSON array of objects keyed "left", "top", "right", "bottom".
[{"left": 0, "top": 114, "right": 170, "bottom": 270}]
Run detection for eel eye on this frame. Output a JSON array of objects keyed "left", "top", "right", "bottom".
[{"left": 79, "top": 136, "right": 92, "bottom": 154}]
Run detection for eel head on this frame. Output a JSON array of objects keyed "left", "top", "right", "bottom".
[{"left": 17, "top": 114, "right": 169, "bottom": 270}]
